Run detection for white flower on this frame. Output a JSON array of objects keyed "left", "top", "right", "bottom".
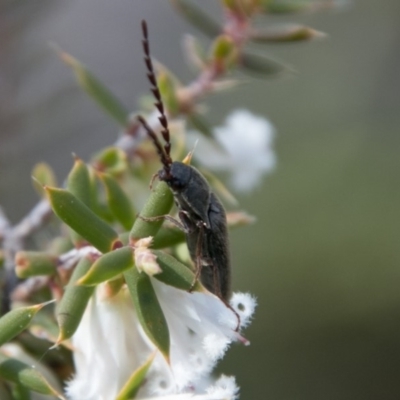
[
  {"left": 66, "top": 281, "right": 256, "bottom": 400},
  {"left": 187, "top": 109, "right": 276, "bottom": 192}
]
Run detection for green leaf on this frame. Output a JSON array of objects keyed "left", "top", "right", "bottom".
[
  {"left": 124, "top": 267, "right": 170, "bottom": 361},
  {"left": 250, "top": 25, "right": 323, "bottom": 43},
  {"left": 0, "top": 353, "right": 64, "bottom": 399},
  {"left": 78, "top": 246, "right": 134, "bottom": 286},
  {"left": 124, "top": 182, "right": 174, "bottom": 361},
  {"left": 0, "top": 304, "right": 46, "bottom": 347},
  {"left": 58, "top": 50, "right": 129, "bottom": 126},
  {"left": 261, "top": 0, "right": 313, "bottom": 14},
  {"left": 129, "top": 182, "right": 174, "bottom": 243},
  {"left": 46, "top": 186, "right": 122, "bottom": 253},
  {"left": 158, "top": 71, "right": 180, "bottom": 115},
  {"left": 240, "top": 51, "right": 288, "bottom": 78},
  {"left": 67, "top": 157, "right": 92, "bottom": 207},
  {"left": 152, "top": 226, "right": 185, "bottom": 249},
  {"left": 153, "top": 250, "right": 203, "bottom": 292},
  {"left": 183, "top": 34, "right": 207, "bottom": 72},
  {"left": 31, "top": 163, "right": 57, "bottom": 197},
  {"left": 171, "top": 0, "right": 222, "bottom": 37},
  {"left": 47, "top": 236, "right": 74, "bottom": 256},
  {"left": 15, "top": 251, "right": 58, "bottom": 278},
  {"left": 211, "top": 34, "right": 236, "bottom": 68},
  {"left": 91, "top": 147, "right": 128, "bottom": 176},
  {"left": 56, "top": 255, "right": 95, "bottom": 343},
  {"left": 226, "top": 210, "right": 256, "bottom": 228},
  {"left": 115, "top": 351, "right": 156, "bottom": 400},
  {"left": 99, "top": 173, "right": 135, "bottom": 230},
  {"left": 67, "top": 157, "right": 93, "bottom": 247}
]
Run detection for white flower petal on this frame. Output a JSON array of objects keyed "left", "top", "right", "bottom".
[
  {"left": 66, "top": 286, "right": 154, "bottom": 400},
  {"left": 67, "top": 280, "right": 256, "bottom": 399},
  {"left": 187, "top": 109, "right": 276, "bottom": 192}
]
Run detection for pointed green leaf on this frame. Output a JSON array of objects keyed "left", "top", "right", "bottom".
[
  {"left": 23, "top": 311, "right": 61, "bottom": 351},
  {"left": 15, "top": 251, "right": 58, "bottom": 278},
  {"left": 0, "top": 304, "right": 46, "bottom": 346},
  {"left": 48, "top": 236, "right": 74, "bottom": 256},
  {"left": 46, "top": 186, "right": 121, "bottom": 253},
  {"left": 171, "top": 0, "right": 222, "bottom": 37},
  {"left": 0, "top": 353, "right": 64, "bottom": 399},
  {"left": 153, "top": 250, "right": 203, "bottom": 292},
  {"left": 99, "top": 173, "right": 135, "bottom": 230},
  {"left": 124, "top": 182, "right": 174, "bottom": 361},
  {"left": 59, "top": 50, "right": 128, "bottom": 126},
  {"left": 251, "top": 25, "right": 323, "bottom": 43},
  {"left": 124, "top": 267, "right": 170, "bottom": 361},
  {"left": 211, "top": 34, "right": 236, "bottom": 68},
  {"left": 89, "top": 169, "right": 115, "bottom": 223},
  {"left": 102, "top": 276, "right": 125, "bottom": 298},
  {"left": 67, "top": 157, "right": 92, "bottom": 207},
  {"left": 158, "top": 71, "right": 180, "bottom": 115},
  {"left": 241, "top": 51, "right": 288, "bottom": 78},
  {"left": 226, "top": 211, "right": 256, "bottom": 228},
  {"left": 92, "top": 147, "right": 128, "bottom": 176},
  {"left": 31, "top": 163, "right": 57, "bottom": 197},
  {"left": 152, "top": 226, "right": 185, "bottom": 249},
  {"left": 67, "top": 157, "right": 93, "bottom": 245},
  {"left": 78, "top": 246, "right": 134, "bottom": 286},
  {"left": 56, "top": 255, "right": 95, "bottom": 343},
  {"left": 129, "top": 182, "right": 174, "bottom": 243},
  {"left": 183, "top": 34, "right": 207, "bottom": 71},
  {"left": 115, "top": 351, "right": 156, "bottom": 400}
]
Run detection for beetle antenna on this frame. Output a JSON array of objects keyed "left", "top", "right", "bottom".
[
  {"left": 137, "top": 115, "right": 171, "bottom": 171},
  {"left": 141, "top": 20, "right": 172, "bottom": 165}
]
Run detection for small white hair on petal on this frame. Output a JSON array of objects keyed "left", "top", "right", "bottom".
[
  {"left": 230, "top": 292, "right": 257, "bottom": 329},
  {"left": 203, "top": 333, "right": 230, "bottom": 362},
  {"left": 206, "top": 375, "right": 240, "bottom": 400}
]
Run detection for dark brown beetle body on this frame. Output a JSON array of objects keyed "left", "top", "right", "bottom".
[{"left": 159, "top": 161, "right": 231, "bottom": 300}]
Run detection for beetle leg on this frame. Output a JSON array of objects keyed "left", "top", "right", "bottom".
[
  {"left": 177, "top": 210, "right": 196, "bottom": 234},
  {"left": 138, "top": 214, "right": 187, "bottom": 232},
  {"left": 148, "top": 172, "right": 159, "bottom": 190},
  {"left": 222, "top": 296, "right": 241, "bottom": 332}
]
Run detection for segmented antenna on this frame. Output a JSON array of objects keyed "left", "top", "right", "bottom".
[
  {"left": 140, "top": 20, "right": 172, "bottom": 166},
  {"left": 137, "top": 115, "right": 171, "bottom": 170}
]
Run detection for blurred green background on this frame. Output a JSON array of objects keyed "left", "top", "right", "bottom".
[{"left": 1, "top": 1, "right": 400, "bottom": 399}]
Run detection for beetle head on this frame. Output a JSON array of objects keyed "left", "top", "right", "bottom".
[{"left": 158, "top": 161, "right": 191, "bottom": 192}]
